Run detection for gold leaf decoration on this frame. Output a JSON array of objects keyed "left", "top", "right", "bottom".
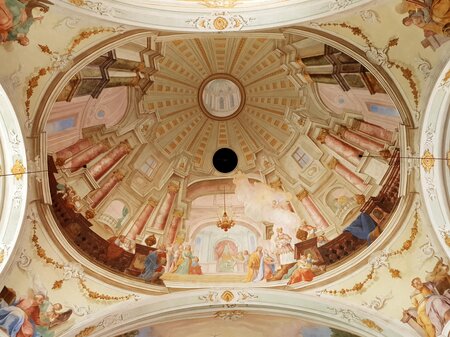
[
  {"left": 52, "top": 280, "right": 64, "bottom": 289},
  {"left": 221, "top": 290, "right": 234, "bottom": 302},
  {"left": 30, "top": 215, "right": 137, "bottom": 302},
  {"left": 389, "top": 268, "right": 401, "bottom": 278},
  {"left": 75, "top": 326, "right": 96, "bottom": 337},
  {"left": 421, "top": 149, "right": 435, "bottom": 173},
  {"left": 361, "top": 319, "right": 383, "bottom": 332},
  {"left": 11, "top": 159, "right": 26, "bottom": 180}
]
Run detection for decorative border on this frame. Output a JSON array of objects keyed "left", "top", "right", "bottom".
[
  {"left": 29, "top": 214, "right": 138, "bottom": 302},
  {"left": 0, "top": 86, "right": 28, "bottom": 285},
  {"left": 54, "top": 0, "right": 374, "bottom": 32},
  {"left": 66, "top": 288, "right": 413, "bottom": 337},
  {"left": 419, "top": 59, "right": 450, "bottom": 253},
  {"left": 197, "top": 73, "right": 246, "bottom": 121},
  {"left": 320, "top": 210, "right": 419, "bottom": 295}
]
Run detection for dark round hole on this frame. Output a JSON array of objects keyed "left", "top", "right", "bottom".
[{"left": 213, "top": 148, "right": 238, "bottom": 173}]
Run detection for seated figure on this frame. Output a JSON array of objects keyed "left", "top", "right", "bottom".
[{"left": 189, "top": 256, "right": 203, "bottom": 275}]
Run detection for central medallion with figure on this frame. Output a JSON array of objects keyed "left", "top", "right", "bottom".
[{"left": 199, "top": 74, "right": 245, "bottom": 120}]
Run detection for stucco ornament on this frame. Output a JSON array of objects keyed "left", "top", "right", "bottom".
[
  {"left": 359, "top": 10, "right": 380, "bottom": 23},
  {"left": 364, "top": 45, "right": 391, "bottom": 68},
  {"left": 9, "top": 64, "right": 23, "bottom": 88},
  {"left": 369, "top": 249, "right": 391, "bottom": 269},
  {"left": 68, "top": 304, "right": 92, "bottom": 317},
  {"left": 214, "top": 310, "right": 244, "bottom": 320},
  {"left": 63, "top": 262, "right": 86, "bottom": 280},
  {"left": 16, "top": 249, "right": 32, "bottom": 271},
  {"left": 186, "top": 12, "right": 254, "bottom": 31},
  {"left": 97, "top": 313, "right": 127, "bottom": 329},
  {"left": 419, "top": 235, "right": 436, "bottom": 259},
  {"left": 415, "top": 57, "right": 432, "bottom": 79},
  {"left": 49, "top": 52, "right": 74, "bottom": 73},
  {"left": 424, "top": 175, "right": 437, "bottom": 201},
  {"left": 362, "top": 292, "right": 392, "bottom": 310},
  {"left": 329, "top": 0, "right": 353, "bottom": 10},
  {"left": 54, "top": 16, "right": 82, "bottom": 30},
  {"left": 82, "top": 1, "right": 114, "bottom": 16},
  {"left": 327, "top": 307, "right": 383, "bottom": 332},
  {"left": 0, "top": 243, "right": 10, "bottom": 264},
  {"left": 199, "top": 289, "right": 258, "bottom": 304}
]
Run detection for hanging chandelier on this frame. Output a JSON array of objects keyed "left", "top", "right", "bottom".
[{"left": 217, "top": 185, "right": 235, "bottom": 232}]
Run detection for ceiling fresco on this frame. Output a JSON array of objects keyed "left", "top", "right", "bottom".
[
  {"left": 42, "top": 32, "right": 404, "bottom": 290},
  {"left": 0, "top": 1, "right": 449, "bottom": 337}
]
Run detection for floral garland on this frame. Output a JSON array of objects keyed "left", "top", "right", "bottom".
[
  {"left": 25, "top": 26, "right": 123, "bottom": 118},
  {"left": 317, "top": 22, "right": 419, "bottom": 108},
  {"left": 321, "top": 211, "right": 420, "bottom": 296},
  {"left": 29, "top": 215, "right": 137, "bottom": 302}
]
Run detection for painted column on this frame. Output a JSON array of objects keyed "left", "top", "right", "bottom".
[
  {"left": 89, "top": 171, "right": 124, "bottom": 210},
  {"left": 296, "top": 190, "right": 329, "bottom": 229},
  {"left": 317, "top": 129, "right": 362, "bottom": 165},
  {"left": 338, "top": 126, "right": 384, "bottom": 152},
  {"left": 89, "top": 141, "right": 132, "bottom": 180},
  {"left": 328, "top": 158, "right": 367, "bottom": 192},
  {"left": 126, "top": 199, "right": 158, "bottom": 240},
  {"left": 165, "top": 209, "right": 184, "bottom": 245},
  {"left": 55, "top": 138, "right": 92, "bottom": 166},
  {"left": 352, "top": 120, "right": 393, "bottom": 142},
  {"left": 152, "top": 182, "right": 179, "bottom": 231},
  {"left": 66, "top": 141, "right": 109, "bottom": 172}
]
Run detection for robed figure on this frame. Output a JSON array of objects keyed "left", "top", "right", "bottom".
[
  {"left": 244, "top": 246, "right": 263, "bottom": 282},
  {"left": 140, "top": 249, "right": 166, "bottom": 283}
]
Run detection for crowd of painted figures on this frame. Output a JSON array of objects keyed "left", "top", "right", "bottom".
[{"left": 138, "top": 244, "right": 203, "bottom": 283}]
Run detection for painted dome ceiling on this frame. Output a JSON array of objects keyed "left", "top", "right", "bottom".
[
  {"left": 43, "top": 29, "right": 404, "bottom": 293},
  {"left": 1, "top": 1, "right": 450, "bottom": 337}
]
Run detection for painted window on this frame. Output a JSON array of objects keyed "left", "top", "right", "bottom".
[
  {"left": 366, "top": 103, "right": 399, "bottom": 117},
  {"left": 46, "top": 117, "right": 76, "bottom": 134},
  {"left": 140, "top": 156, "right": 158, "bottom": 176},
  {"left": 292, "top": 147, "right": 311, "bottom": 168}
]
